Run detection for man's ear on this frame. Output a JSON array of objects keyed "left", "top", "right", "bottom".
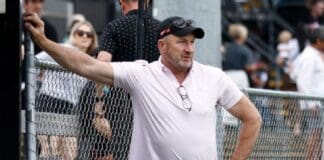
[{"left": 158, "top": 39, "right": 166, "bottom": 54}]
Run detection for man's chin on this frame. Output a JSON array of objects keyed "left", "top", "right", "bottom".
[{"left": 179, "top": 62, "right": 192, "bottom": 70}]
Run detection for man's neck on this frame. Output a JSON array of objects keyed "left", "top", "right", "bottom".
[
  {"left": 162, "top": 60, "right": 190, "bottom": 84},
  {"left": 174, "top": 70, "right": 190, "bottom": 84},
  {"left": 123, "top": 3, "right": 138, "bottom": 15}
]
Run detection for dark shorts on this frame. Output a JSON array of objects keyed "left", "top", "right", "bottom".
[{"left": 35, "top": 94, "right": 74, "bottom": 114}]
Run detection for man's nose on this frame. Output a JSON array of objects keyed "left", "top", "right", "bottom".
[{"left": 184, "top": 43, "right": 195, "bottom": 52}]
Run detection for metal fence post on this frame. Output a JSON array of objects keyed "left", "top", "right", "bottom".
[
  {"left": 321, "top": 100, "right": 324, "bottom": 160},
  {"left": 216, "top": 107, "right": 224, "bottom": 159},
  {"left": 24, "top": 32, "right": 37, "bottom": 160}
]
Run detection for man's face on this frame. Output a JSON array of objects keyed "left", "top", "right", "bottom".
[
  {"left": 159, "top": 34, "right": 196, "bottom": 72},
  {"left": 72, "top": 24, "right": 94, "bottom": 51},
  {"left": 24, "top": 0, "right": 44, "bottom": 15},
  {"left": 312, "top": 2, "right": 324, "bottom": 17}
]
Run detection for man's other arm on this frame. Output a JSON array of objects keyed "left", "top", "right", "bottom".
[
  {"left": 24, "top": 12, "right": 114, "bottom": 86},
  {"left": 227, "top": 95, "right": 262, "bottom": 160}
]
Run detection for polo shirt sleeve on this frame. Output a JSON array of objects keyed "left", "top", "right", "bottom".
[
  {"left": 111, "top": 62, "right": 145, "bottom": 93},
  {"left": 218, "top": 71, "right": 244, "bottom": 110},
  {"left": 99, "top": 23, "right": 116, "bottom": 55}
]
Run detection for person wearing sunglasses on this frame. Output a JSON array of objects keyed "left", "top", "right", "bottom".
[
  {"left": 69, "top": 22, "right": 114, "bottom": 160},
  {"left": 25, "top": 13, "right": 262, "bottom": 159},
  {"left": 68, "top": 21, "right": 98, "bottom": 54},
  {"left": 34, "top": 20, "right": 109, "bottom": 160}
]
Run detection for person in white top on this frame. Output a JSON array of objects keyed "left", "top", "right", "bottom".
[
  {"left": 35, "top": 21, "right": 103, "bottom": 160},
  {"left": 24, "top": 12, "right": 262, "bottom": 160},
  {"left": 276, "top": 30, "right": 299, "bottom": 74},
  {"left": 289, "top": 26, "right": 324, "bottom": 160}
]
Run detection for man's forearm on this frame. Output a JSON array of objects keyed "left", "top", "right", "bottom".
[
  {"left": 24, "top": 12, "right": 115, "bottom": 86},
  {"left": 38, "top": 38, "right": 95, "bottom": 77},
  {"left": 231, "top": 117, "right": 261, "bottom": 160}
]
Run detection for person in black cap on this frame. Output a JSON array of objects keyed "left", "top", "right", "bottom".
[{"left": 24, "top": 13, "right": 262, "bottom": 159}]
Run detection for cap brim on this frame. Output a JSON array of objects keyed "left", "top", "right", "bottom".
[{"left": 173, "top": 27, "right": 205, "bottom": 39}]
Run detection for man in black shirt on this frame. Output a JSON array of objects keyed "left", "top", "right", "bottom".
[
  {"left": 80, "top": 0, "right": 161, "bottom": 159},
  {"left": 99, "top": 0, "right": 160, "bottom": 62}
]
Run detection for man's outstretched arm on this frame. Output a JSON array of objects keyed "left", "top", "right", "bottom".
[
  {"left": 227, "top": 95, "right": 262, "bottom": 160},
  {"left": 24, "top": 12, "right": 114, "bottom": 86}
]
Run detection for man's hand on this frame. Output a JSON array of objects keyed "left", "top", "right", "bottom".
[
  {"left": 92, "top": 102, "right": 112, "bottom": 140},
  {"left": 23, "top": 12, "right": 46, "bottom": 44},
  {"left": 97, "top": 51, "right": 112, "bottom": 62}
]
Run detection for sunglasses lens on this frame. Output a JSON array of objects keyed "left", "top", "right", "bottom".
[
  {"left": 174, "top": 19, "right": 186, "bottom": 28},
  {"left": 173, "top": 19, "right": 193, "bottom": 29},
  {"left": 75, "top": 30, "right": 93, "bottom": 38}
]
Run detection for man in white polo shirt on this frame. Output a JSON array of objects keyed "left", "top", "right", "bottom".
[{"left": 24, "top": 12, "right": 262, "bottom": 159}]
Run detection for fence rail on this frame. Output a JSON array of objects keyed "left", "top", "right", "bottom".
[{"left": 24, "top": 60, "right": 324, "bottom": 160}]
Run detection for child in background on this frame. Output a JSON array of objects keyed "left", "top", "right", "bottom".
[{"left": 275, "top": 30, "right": 300, "bottom": 74}]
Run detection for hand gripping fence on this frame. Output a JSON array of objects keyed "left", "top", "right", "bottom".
[{"left": 24, "top": 59, "right": 324, "bottom": 160}]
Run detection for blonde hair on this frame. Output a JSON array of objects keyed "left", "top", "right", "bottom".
[
  {"left": 67, "top": 13, "right": 86, "bottom": 33},
  {"left": 278, "top": 30, "right": 292, "bottom": 43},
  {"left": 228, "top": 23, "right": 248, "bottom": 41},
  {"left": 68, "top": 21, "right": 98, "bottom": 54}
]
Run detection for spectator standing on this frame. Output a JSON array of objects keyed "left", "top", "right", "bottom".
[
  {"left": 222, "top": 23, "right": 255, "bottom": 72},
  {"left": 99, "top": 0, "right": 160, "bottom": 62},
  {"left": 290, "top": 26, "right": 324, "bottom": 160},
  {"left": 222, "top": 23, "right": 263, "bottom": 87},
  {"left": 276, "top": 30, "right": 299, "bottom": 74},
  {"left": 93, "top": 0, "right": 161, "bottom": 159},
  {"left": 24, "top": 13, "right": 262, "bottom": 159},
  {"left": 35, "top": 21, "right": 98, "bottom": 160},
  {"left": 62, "top": 13, "right": 86, "bottom": 43}
]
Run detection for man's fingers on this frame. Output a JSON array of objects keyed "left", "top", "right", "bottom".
[
  {"left": 94, "top": 101, "right": 105, "bottom": 112},
  {"left": 23, "top": 12, "right": 43, "bottom": 28},
  {"left": 24, "top": 22, "right": 36, "bottom": 33}
]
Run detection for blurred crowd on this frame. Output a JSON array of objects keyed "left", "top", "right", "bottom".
[{"left": 221, "top": 0, "right": 324, "bottom": 96}]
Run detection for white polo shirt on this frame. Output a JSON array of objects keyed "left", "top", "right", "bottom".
[{"left": 112, "top": 59, "right": 243, "bottom": 160}]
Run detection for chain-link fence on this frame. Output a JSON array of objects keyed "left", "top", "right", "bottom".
[
  {"left": 29, "top": 59, "right": 133, "bottom": 160},
  {"left": 218, "top": 88, "right": 324, "bottom": 159},
  {"left": 25, "top": 60, "right": 324, "bottom": 160}
]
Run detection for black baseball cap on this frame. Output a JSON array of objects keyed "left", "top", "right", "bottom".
[{"left": 157, "top": 16, "right": 205, "bottom": 40}]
